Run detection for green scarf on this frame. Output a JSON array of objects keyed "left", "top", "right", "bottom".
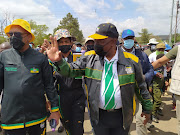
[{"left": 156, "top": 50, "right": 164, "bottom": 55}]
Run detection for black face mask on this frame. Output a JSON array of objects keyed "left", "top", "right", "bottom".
[
  {"left": 59, "top": 45, "right": 71, "bottom": 53},
  {"left": 10, "top": 36, "right": 25, "bottom": 50},
  {"left": 87, "top": 45, "right": 94, "bottom": 51},
  {"left": 94, "top": 40, "right": 111, "bottom": 57}
]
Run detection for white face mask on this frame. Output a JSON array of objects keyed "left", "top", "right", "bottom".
[{"left": 150, "top": 45, "right": 156, "bottom": 51}]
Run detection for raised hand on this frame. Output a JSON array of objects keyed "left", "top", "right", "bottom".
[{"left": 45, "top": 36, "right": 62, "bottom": 62}]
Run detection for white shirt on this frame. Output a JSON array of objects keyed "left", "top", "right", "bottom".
[
  {"left": 149, "top": 51, "right": 167, "bottom": 77},
  {"left": 99, "top": 48, "right": 122, "bottom": 109},
  {"left": 149, "top": 51, "right": 167, "bottom": 63}
]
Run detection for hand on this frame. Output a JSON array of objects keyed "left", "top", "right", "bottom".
[
  {"left": 44, "top": 36, "right": 62, "bottom": 62},
  {"left": 141, "top": 112, "right": 151, "bottom": 125},
  {"left": 48, "top": 111, "right": 60, "bottom": 126},
  {"left": 149, "top": 87, "right": 152, "bottom": 93}
]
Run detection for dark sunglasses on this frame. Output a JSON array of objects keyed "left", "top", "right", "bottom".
[{"left": 7, "top": 32, "right": 28, "bottom": 38}]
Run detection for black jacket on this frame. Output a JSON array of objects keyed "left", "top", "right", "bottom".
[{"left": 0, "top": 47, "right": 59, "bottom": 130}]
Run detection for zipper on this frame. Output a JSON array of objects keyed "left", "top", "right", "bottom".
[{"left": 21, "top": 54, "right": 26, "bottom": 126}]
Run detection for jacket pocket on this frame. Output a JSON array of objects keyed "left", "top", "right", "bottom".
[{"left": 4, "top": 64, "right": 18, "bottom": 75}]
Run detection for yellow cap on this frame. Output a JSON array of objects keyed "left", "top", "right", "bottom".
[
  {"left": 4, "top": 19, "right": 35, "bottom": 42},
  {"left": 156, "top": 43, "right": 166, "bottom": 49}
]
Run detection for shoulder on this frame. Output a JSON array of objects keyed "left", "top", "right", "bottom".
[
  {"left": 123, "top": 51, "right": 139, "bottom": 63},
  {"left": 84, "top": 50, "right": 96, "bottom": 56}
]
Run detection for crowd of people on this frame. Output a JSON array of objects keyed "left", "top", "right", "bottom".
[{"left": 0, "top": 18, "right": 179, "bottom": 135}]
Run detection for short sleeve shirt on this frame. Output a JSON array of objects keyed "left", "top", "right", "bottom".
[{"left": 165, "top": 46, "right": 178, "bottom": 60}]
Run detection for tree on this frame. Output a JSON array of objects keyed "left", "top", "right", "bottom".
[
  {"left": 138, "top": 28, "right": 152, "bottom": 44},
  {"left": 29, "top": 20, "right": 49, "bottom": 46},
  {"left": 0, "top": 36, "right": 7, "bottom": 44},
  {"left": 171, "top": 33, "right": 180, "bottom": 43},
  {"left": 54, "top": 13, "right": 84, "bottom": 43}
]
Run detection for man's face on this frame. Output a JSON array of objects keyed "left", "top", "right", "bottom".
[
  {"left": 9, "top": 25, "right": 31, "bottom": 44},
  {"left": 58, "top": 37, "right": 72, "bottom": 46},
  {"left": 157, "top": 48, "right": 165, "bottom": 52},
  {"left": 85, "top": 40, "right": 94, "bottom": 46},
  {"left": 94, "top": 38, "right": 113, "bottom": 52}
]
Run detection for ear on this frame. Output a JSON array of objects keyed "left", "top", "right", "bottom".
[{"left": 27, "top": 34, "right": 32, "bottom": 42}]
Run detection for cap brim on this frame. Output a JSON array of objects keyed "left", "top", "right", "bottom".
[
  {"left": 5, "top": 24, "right": 35, "bottom": 42},
  {"left": 147, "top": 42, "right": 159, "bottom": 45},
  {"left": 88, "top": 33, "right": 108, "bottom": 39}
]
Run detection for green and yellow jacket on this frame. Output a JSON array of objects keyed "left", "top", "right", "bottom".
[
  {"left": 55, "top": 46, "right": 152, "bottom": 129},
  {"left": 0, "top": 47, "right": 59, "bottom": 130}
]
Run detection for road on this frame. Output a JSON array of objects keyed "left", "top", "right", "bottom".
[{"left": 0, "top": 92, "right": 177, "bottom": 135}]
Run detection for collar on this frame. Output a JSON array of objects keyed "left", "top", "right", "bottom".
[
  {"left": 121, "top": 46, "right": 135, "bottom": 55},
  {"left": 14, "top": 46, "right": 32, "bottom": 56},
  {"left": 104, "top": 47, "right": 118, "bottom": 63}
]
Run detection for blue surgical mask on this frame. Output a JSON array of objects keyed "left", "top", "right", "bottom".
[
  {"left": 124, "top": 39, "right": 134, "bottom": 49},
  {"left": 76, "top": 47, "right": 81, "bottom": 52}
]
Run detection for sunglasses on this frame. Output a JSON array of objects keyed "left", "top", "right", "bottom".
[{"left": 6, "top": 32, "right": 28, "bottom": 38}]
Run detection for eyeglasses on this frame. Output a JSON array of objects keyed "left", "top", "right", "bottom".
[{"left": 6, "top": 32, "right": 28, "bottom": 38}]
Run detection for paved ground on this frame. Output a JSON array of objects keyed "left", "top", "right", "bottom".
[
  {"left": 45, "top": 91, "right": 178, "bottom": 135},
  {"left": 0, "top": 92, "right": 177, "bottom": 135}
]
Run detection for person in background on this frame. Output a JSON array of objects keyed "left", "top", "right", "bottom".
[
  {"left": 81, "top": 45, "right": 86, "bottom": 54},
  {"left": 0, "top": 42, "right": 11, "bottom": 52},
  {"left": 84, "top": 37, "right": 95, "bottom": 51},
  {"left": 29, "top": 42, "right": 35, "bottom": 49},
  {"left": 0, "top": 42, "right": 11, "bottom": 132},
  {"left": 152, "top": 45, "right": 180, "bottom": 135},
  {"left": 44, "top": 29, "right": 85, "bottom": 135},
  {"left": 144, "top": 38, "right": 159, "bottom": 56},
  {"left": 75, "top": 42, "right": 82, "bottom": 52},
  {"left": 151, "top": 54, "right": 165, "bottom": 123},
  {"left": 0, "top": 19, "right": 60, "bottom": 135},
  {"left": 121, "top": 29, "right": 154, "bottom": 135},
  {"left": 45, "top": 23, "right": 152, "bottom": 135}
]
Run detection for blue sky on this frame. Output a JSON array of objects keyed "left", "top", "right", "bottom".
[{"left": 0, "top": 0, "right": 175, "bottom": 39}]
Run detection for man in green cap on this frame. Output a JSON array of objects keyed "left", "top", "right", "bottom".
[
  {"left": 0, "top": 19, "right": 60, "bottom": 135},
  {"left": 148, "top": 43, "right": 166, "bottom": 123}
]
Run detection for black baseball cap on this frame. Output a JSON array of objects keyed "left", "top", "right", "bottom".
[{"left": 89, "top": 23, "right": 119, "bottom": 39}]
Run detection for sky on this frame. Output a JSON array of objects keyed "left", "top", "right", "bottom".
[{"left": 0, "top": 0, "right": 177, "bottom": 39}]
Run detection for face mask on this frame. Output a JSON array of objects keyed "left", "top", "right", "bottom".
[
  {"left": 156, "top": 50, "right": 164, "bottom": 55},
  {"left": 10, "top": 36, "right": 25, "bottom": 50},
  {"left": 150, "top": 45, "right": 156, "bottom": 52},
  {"left": 58, "top": 45, "right": 71, "bottom": 53},
  {"left": 123, "top": 39, "right": 134, "bottom": 49},
  {"left": 81, "top": 50, "right": 86, "bottom": 54},
  {"left": 94, "top": 40, "right": 112, "bottom": 57},
  {"left": 29, "top": 44, "right": 32, "bottom": 48},
  {"left": 87, "top": 45, "right": 94, "bottom": 51},
  {"left": 76, "top": 47, "right": 81, "bottom": 52}
]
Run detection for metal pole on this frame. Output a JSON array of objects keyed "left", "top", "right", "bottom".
[
  {"left": 169, "top": 0, "right": 174, "bottom": 46},
  {"left": 174, "top": 0, "right": 179, "bottom": 44}
]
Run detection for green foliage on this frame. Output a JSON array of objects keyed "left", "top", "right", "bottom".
[
  {"left": 29, "top": 20, "right": 49, "bottom": 46},
  {"left": 138, "top": 28, "right": 152, "bottom": 44},
  {"left": 171, "top": 34, "right": 180, "bottom": 43},
  {"left": 0, "top": 36, "right": 7, "bottom": 44},
  {"left": 54, "top": 13, "right": 84, "bottom": 43}
]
